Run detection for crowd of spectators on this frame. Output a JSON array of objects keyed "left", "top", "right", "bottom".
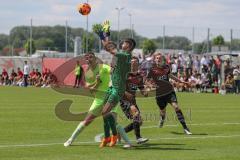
[
  {"left": 0, "top": 67, "right": 57, "bottom": 88},
  {"left": 140, "top": 53, "right": 240, "bottom": 94},
  {"left": 1, "top": 53, "right": 240, "bottom": 94}
]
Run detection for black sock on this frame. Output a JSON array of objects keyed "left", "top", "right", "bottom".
[
  {"left": 103, "top": 117, "right": 110, "bottom": 138},
  {"left": 160, "top": 114, "right": 166, "bottom": 121},
  {"left": 176, "top": 110, "right": 188, "bottom": 129},
  {"left": 124, "top": 123, "right": 134, "bottom": 133},
  {"left": 133, "top": 121, "right": 141, "bottom": 139},
  {"left": 107, "top": 114, "right": 117, "bottom": 136}
]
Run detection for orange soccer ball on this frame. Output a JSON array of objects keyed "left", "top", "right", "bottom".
[{"left": 77, "top": 3, "right": 91, "bottom": 15}]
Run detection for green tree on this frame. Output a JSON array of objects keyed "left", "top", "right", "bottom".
[
  {"left": 24, "top": 39, "right": 36, "bottom": 55},
  {"left": 142, "top": 39, "right": 157, "bottom": 54},
  {"left": 35, "top": 38, "right": 54, "bottom": 50},
  {"left": 9, "top": 26, "right": 29, "bottom": 48},
  {"left": 0, "top": 34, "right": 9, "bottom": 50},
  {"left": 212, "top": 35, "right": 225, "bottom": 51},
  {"left": 213, "top": 35, "right": 225, "bottom": 46},
  {"left": 82, "top": 33, "right": 96, "bottom": 53}
]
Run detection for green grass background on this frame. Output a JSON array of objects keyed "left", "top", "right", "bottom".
[{"left": 0, "top": 86, "right": 240, "bottom": 160}]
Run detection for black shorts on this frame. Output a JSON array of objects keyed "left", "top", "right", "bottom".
[
  {"left": 120, "top": 99, "right": 140, "bottom": 119},
  {"left": 155, "top": 91, "right": 178, "bottom": 110}
]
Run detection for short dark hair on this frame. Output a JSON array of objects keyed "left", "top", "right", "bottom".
[
  {"left": 132, "top": 56, "right": 139, "bottom": 63},
  {"left": 121, "top": 38, "right": 136, "bottom": 51},
  {"left": 85, "top": 52, "right": 95, "bottom": 56}
]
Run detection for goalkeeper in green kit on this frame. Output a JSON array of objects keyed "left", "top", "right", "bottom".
[
  {"left": 94, "top": 21, "right": 136, "bottom": 148},
  {"left": 64, "top": 21, "right": 135, "bottom": 148}
]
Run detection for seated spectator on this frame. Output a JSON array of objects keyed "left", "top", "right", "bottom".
[
  {"left": 188, "top": 74, "right": 197, "bottom": 92},
  {"left": 233, "top": 65, "right": 240, "bottom": 94},
  {"left": 16, "top": 67, "right": 24, "bottom": 86},
  {"left": 35, "top": 69, "right": 43, "bottom": 87},
  {"left": 29, "top": 69, "right": 37, "bottom": 85},
  {"left": 1, "top": 69, "right": 9, "bottom": 85},
  {"left": 201, "top": 72, "right": 210, "bottom": 92},
  {"left": 223, "top": 74, "right": 235, "bottom": 93},
  {"left": 0, "top": 74, "right": 3, "bottom": 85},
  {"left": 9, "top": 69, "right": 18, "bottom": 85},
  {"left": 195, "top": 74, "right": 202, "bottom": 92},
  {"left": 41, "top": 69, "right": 57, "bottom": 88}
]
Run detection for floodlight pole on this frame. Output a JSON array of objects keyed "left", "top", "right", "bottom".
[
  {"left": 230, "top": 29, "right": 233, "bottom": 53},
  {"left": 163, "top": 25, "right": 165, "bottom": 50},
  {"left": 128, "top": 13, "right": 133, "bottom": 38},
  {"left": 207, "top": 28, "right": 210, "bottom": 53},
  {"left": 65, "top": 20, "right": 68, "bottom": 53},
  {"left": 116, "top": 7, "right": 124, "bottom": 44},
  {"left": 192, "top": 26, "right": 195, "bottom": 53},
  {"left": 86, "top": 0, "right": 89, "bottom": 53},
  {"left": 30, "top": 18, "right": 33, "bottom": 56}
]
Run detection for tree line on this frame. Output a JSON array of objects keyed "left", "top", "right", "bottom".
[{"left": 0, "top": 25, "right": 240, "bottom": 56}]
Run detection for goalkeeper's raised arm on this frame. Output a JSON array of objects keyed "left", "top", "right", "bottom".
[{"left": 92, "top": 20, "right": 117, "bottom": 55}]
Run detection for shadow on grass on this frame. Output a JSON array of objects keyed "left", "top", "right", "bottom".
[
  {"left": 171, "top": 131, "right": 208, "bottom": 136},
  {"left": 69, "top": 142, "right": 196, "bottom": 151},
  {"left": 133, "top": 143, "right": 196, "bottom": 150}
]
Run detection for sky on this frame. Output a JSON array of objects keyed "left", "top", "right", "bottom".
[{"left": 1, "top": 0, "right": 240, "bottom": 41}]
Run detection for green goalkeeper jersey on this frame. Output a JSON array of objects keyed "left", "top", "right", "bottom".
[{"left": 111, "top": 51, "right": 132, "bottom": 95}]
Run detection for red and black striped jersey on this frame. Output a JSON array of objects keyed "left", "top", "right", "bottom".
[
  {"left": 147, "top": 64, "right": 174, "bottom": 95},
  {"left": 126, "top": 72, "right": 144, "bottom": 95}
]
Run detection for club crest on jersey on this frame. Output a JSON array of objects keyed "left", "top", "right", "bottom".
[
  {"left": 157, "top": 75, "right": 168, "bottom": 80},
  {"left": 129, "top": 83, "right": 138, "bottom": 91}
]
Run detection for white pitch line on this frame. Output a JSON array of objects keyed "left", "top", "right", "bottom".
[
  {"left": 0, "top": 122, "right": 240, "bottom": 149},
  {"left": 150, "top": 135, "right": 240, "bottom": 140},
  {"left": 141, "top": 122, "right": 240, "bottom": 129},
  {"left": 1, "top": 134, "right": 240, "bottom": 149}
]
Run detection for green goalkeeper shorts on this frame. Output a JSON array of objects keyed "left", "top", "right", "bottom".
[{"left": 103, "top": 87, "right": 123, "bottom": 106}]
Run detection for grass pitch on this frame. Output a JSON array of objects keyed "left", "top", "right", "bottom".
[{"left": 0, "top": 86, "right": 240, "bottom": 160}]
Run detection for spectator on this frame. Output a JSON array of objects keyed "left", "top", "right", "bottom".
[
  {"left": 223, "top": 74, "right": 235, "bottom": 93},
  {"left": 16, "top": 67, "right": 24, "bottom": 86},
  {"left": 29, "top": 68, "right": 36, "bottom": 85},
  {"left": 224, "top": 59, "right": 233, "bottom": 79},
  {"left": 34, "top": 69, "right": 42, "bottom": 87},
  {"left": 73, "top": 60, "right": 83, "bottom": 88},
  {"left": 186, "top": 55, "right": 193, "bottom": 74},
  {"left": 171, "top": 60, "right": 178, "bottom": 76},
  {"left": 193, "top": 56, "right": 200, "bottom": 73},
  {"left": 23, "top": 61, "right": 30, "bottom": 87},
  {"left": 1, "top": 68, "right": 9, "bottom": 85},
  {"left": 233, "top": 65, "right": 240, "bottom": 94},
  {"left": 215, "top": 55, "right": 222, "bottom": 81},
  {"left": 200, "top": 55, "right": 208, "bottom": 73},
  {"left": 0, "top": 74, "right": 2, "bottom": 85},
  {"left": 9, "top": 69, "right": 17, "bottom": 85}
]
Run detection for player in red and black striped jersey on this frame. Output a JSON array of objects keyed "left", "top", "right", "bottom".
[
  {"left": 120, "top": 56, "right": 149, "bottom": 144},
  {"left": 146, "top": 53, "right": 192, "bottom": 135}
]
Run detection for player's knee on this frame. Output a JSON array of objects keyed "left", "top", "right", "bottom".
[
  {"left": 82, "top": 120, "right": 89, "bottom": 126},
  {"left": 174, "top": 107, "right": 180, "bottom": 112}
]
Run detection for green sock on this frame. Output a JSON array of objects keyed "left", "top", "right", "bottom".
[
  {"left": 116, "top": 124, "right": 131, "bottom": 144},
  {"left": 107, "top": 114, "right": 117, "bottom": 136},
  {"left": 103, "top": 117, "right": 111, "bottom": 138},
  {"left": 70, "top": 122, "right": 85, "bottom": 141}
]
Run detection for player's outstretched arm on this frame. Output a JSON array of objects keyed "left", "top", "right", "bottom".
[
  {"left": 93, "top": 20, "right": 117, "bottom": 55},
  {"left": 102, "top": 20, "right": 117, "bottom": 55}
]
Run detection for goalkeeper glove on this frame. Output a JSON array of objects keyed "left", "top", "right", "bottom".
[
  {"left": 92, "top": 23, "right": 105, "bottom": 40},
  {"left": 102, "top": 20, "right": 110, "bottom": 37}
]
